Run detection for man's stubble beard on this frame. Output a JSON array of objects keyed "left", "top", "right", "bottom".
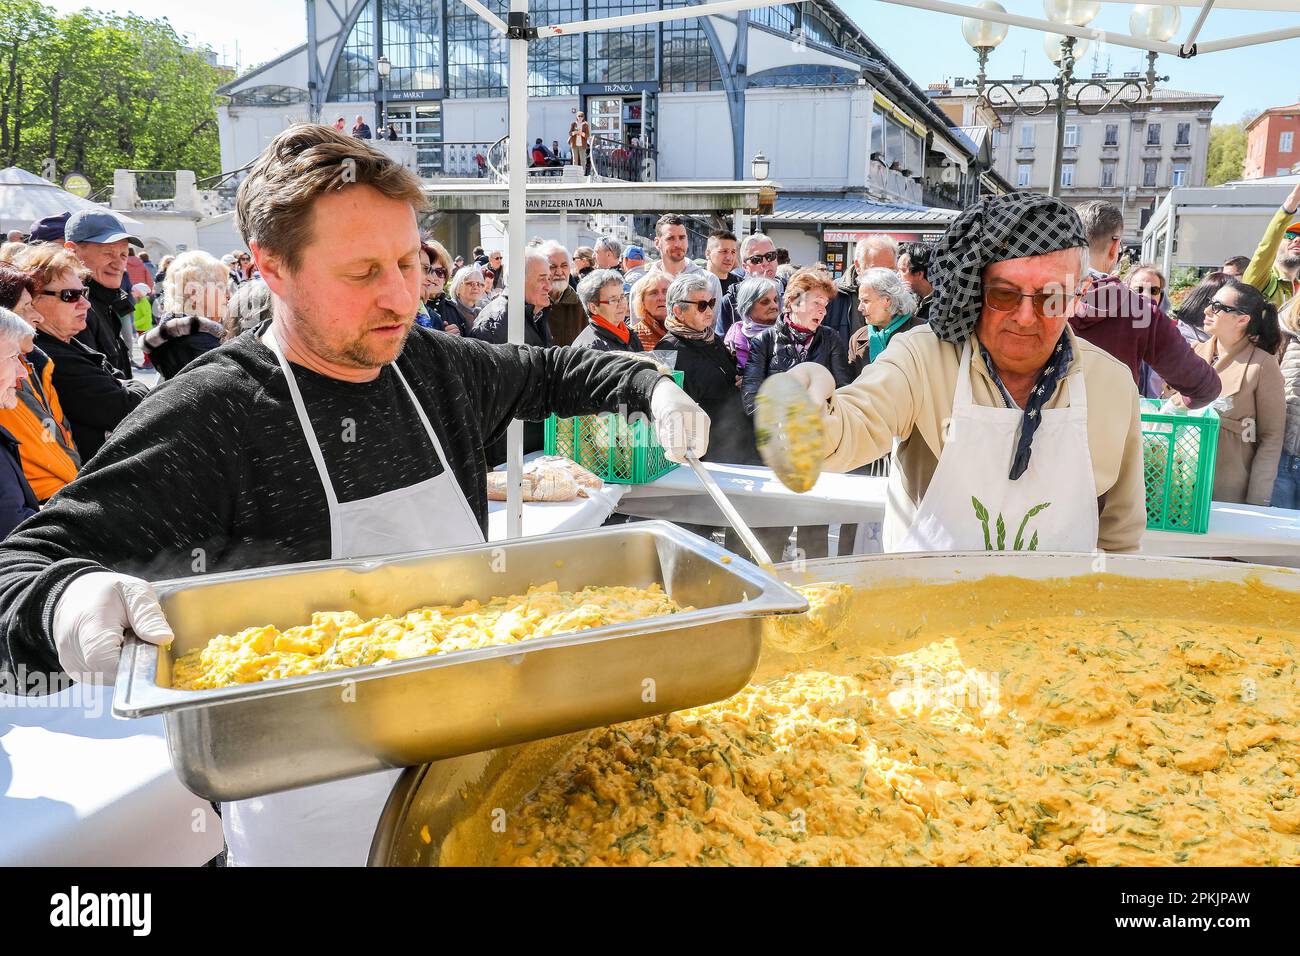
[
  {"left": 290, "top": 299, "right": 412, "bottom": 370},
  {"left": 1278, "top": 252, "right": 1300, "bottom": 273}
]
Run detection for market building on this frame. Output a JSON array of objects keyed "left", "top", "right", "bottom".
[{"left": 216, "top": 0, "right": 1005, "bottom": 269}]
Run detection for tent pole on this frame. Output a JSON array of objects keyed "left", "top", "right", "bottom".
[
  {"left": 505, "top": 0, "right": 529, "bottom": 540},
  {"left": 1194, "top": 24, "right": 1300, "bottom": 54},
  {"left": 1179, "top": 0, "right": 1216, "bottom": 55}
]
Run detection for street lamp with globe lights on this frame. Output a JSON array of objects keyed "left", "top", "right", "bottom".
[
  {"left": 964, "top": 1, "right": 1169, "bottom": 199},
  {"left": 376, "top": 54, "right": 391, "bottom": 134},
  {"left": 751, "top": 151, "right": 770, "bottom": 182}
]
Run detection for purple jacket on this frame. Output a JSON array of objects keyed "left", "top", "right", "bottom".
[
  {"left": 1070, "top": 274, "right": 1221, "bottom": 409},
  {"left": 724, "top": 321, "right": 757, "bottom": 370}
]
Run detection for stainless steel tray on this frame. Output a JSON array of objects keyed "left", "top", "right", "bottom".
[
  {"left": 112, "top": 521, "right": 807, "bottom": 801},
  {"left": 369, "top": 551, "right": 1300, "bottom": 866}
]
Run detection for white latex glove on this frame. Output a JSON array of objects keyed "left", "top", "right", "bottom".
[
  {"left": 52, "top": 571, "right": 174, "bottom": 683},
  {"left": 784, "top": 362, "right": 837, "bottom": 406},
  {"left": 650, "top": 376, "right": 710, "bottom": 464}
]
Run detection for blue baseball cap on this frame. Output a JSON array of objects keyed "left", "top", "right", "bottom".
[
  {"left": 65, "top": 209, "right": 142, "bottom": 246},
  {"left": 623, "top": 245, "right": 645, "bottom": 262},
  {"left": 27, "top": 212, "right": 70, "bottom": 243}
]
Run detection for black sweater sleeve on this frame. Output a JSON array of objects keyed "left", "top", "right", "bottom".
[
  {"left": 450, "top": 336, "right": 664, "bottom": 445},
  {"left": 0, "top": 364, "right": 246, "bottom": 684}
]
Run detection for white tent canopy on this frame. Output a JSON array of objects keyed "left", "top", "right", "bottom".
[
  {"left": 0, "top": 166, "right": 144, "bottom": 237},
  {"left": 457, "top": 0, "right": 1300, "bottom": 536}
]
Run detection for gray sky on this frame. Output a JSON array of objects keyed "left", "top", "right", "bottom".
[{"left": 46, "top": 0, "right": 1286, "bottom": 123}]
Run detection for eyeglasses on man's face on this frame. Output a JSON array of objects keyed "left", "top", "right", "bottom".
[
  {"left": 745, "top": 252, "right": 778, "bottom": 265},
  {"left": 1131, "top": 284, "right": 1163, "bottom": 298},
  {"left": 983, "top": 284, "right": 1077, "bottom": 319}
]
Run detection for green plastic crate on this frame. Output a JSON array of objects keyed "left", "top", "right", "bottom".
[
  {"left": 1140, "top": 399, "right": 1219, "bottom": 534},
  {"left": 544, "top": 371, "right": 684, "bottom": 485}
]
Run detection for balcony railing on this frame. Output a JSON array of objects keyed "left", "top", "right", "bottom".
[{"left": 590, "top": 136, "right": 657, "bottom": 183}]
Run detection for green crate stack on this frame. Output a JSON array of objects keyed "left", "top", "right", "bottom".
[
  {"left": 544, "top": 371, "right": 684, "bottom": 484},
  {"left": 1139, "top": 399, "right": 1219, "bottom": 534}
]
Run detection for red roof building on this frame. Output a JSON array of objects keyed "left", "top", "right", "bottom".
[{"left": 1245, "top": 104, "right": 1300, "bottom": 180}]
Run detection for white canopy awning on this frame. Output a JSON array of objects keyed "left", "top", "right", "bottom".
[{"left": 0, "top": 167, "right": 144, "bottom": 236}]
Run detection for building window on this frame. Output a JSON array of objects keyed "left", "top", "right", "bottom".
[
  {"left": 587, "top": 0, "right": 655, "bottom": 84},
  {"left": 1282, "top": 131, "right": 1295, "bottom": 153},
  {"left": 747, "top": 64, "right": 856, "bottom": 88},
  {"left": 1146, "top": 122, "right": 1161, "bottom": 146},
  {"left": 1060, "top": 163, "right": 1074, "bottom": 188},
  {"left": 448, "top": 0, "right": 508, "bottom": 96},
  {"left": 1172, "top": 162, "right": 1187, "bottom": 186},
  {"left": 1101, "top": 162, "right": 1116, "bottom": 187},
  {"left": 1063, "top": 124, "right": 1079, "bottom": 148},
  {"left": 801, "top": 5, "right": 838, "bottom": 47},
  {"left": 1104, "top": 123, "right": 1119, "bottom": 146},
  {"left": 1279, "top": 168, "right": 1292, "bottom": 178},
  {"left": 751, "top": 4, "right": 797, "bottom": 33},
  {"left": 381, "top": 0, "right": 441, "bottom": 96},
  {"left": 328, "top": 0, "right": 376, "bottom": 102},
  {"left": 1017, "top": 163, "right": 1031, "bottom": 188},
  {"left": 1020, "top": 124, "right": 1035, "bottom": 147},
  {"left": 663, "top": 0, "right": 723, "bottom": 92},
  {"left": 529, "top": 0, "right": 581, "bottom": 95},
  {"left": 1176, "top": 122, "right": 1191, "bottom": 146},
  {"left": 870, "top": 111, "right": 884, "bottom": 159},
  {"left": 1143, "top": 160, "right": 1159, "bottom": 187}
]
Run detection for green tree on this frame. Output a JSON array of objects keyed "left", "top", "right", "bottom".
[
  {"left": 1205, "top": 122, "right": 1248, "bottom": 187},
  {"left": 0, "top": 0, "right": 225, "bottom": 193}
]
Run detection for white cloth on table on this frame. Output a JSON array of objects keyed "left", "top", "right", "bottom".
[{"left": 1, "top": 684, "right": 222, "bottom": 866}]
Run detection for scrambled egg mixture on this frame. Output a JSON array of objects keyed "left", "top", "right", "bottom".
[
  {"left": 484, "top": 578, "right": 1300, "bottom": 867},
  {"left": 172, "top": 583, "right": 685, "bottom": 690}
]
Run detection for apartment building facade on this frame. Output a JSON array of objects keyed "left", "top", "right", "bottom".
[{"left": 931, "top": 81, "right": 1220, "bottom": 244}]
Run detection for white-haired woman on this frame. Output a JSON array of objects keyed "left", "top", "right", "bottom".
[
  {"left": 0, "top": 307, "right": 39, "bottom": 537},
  {"left": 447, "top": 265, "right": 487, "bottom": 331},
  {"left": 659, "top": 274, "right": 754, "bottom": 463},
  {"left": 723, "top": 276, "right": 780, "bottom": 373},
  {"left": 847, "top": 266, "right": 921, "bottom": 375},
  {"left": 145, "top": 250, "right": 228, "bottom": 379},
  {"left": 573, "top": 269, "right": 643, "bottom": 351}
]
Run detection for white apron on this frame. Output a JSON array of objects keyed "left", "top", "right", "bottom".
[
  {"left": 885, "top": 341, "right": 1099, "bottom": 553},
  {"left": 224, "top": 329, "right": 484, "bottom": 866}
]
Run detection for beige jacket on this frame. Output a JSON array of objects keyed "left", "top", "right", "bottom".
[
  {"left": 1191, "top": 336, "right": 1285, "bottom": 506},
  {"left": 823, "top": 325, "right": 1147, "bottom": 553}
]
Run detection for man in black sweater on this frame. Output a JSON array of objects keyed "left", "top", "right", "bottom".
[
  {"left": 0, "top": 124, "right": 710, "bottom": 694},
  {"left": 64, "top": 210, "right": 139, "bottom": 378}
]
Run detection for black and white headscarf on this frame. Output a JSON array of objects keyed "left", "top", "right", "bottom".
[{"left": 928, "top": 192, "right": 1087, "bottom": 345}]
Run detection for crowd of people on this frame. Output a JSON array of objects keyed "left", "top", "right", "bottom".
[
  {"left": 1, "top": 150, "right": 1299, "bottom": 553},
  {"left": 3, "top": 122, "right": 1300, "bottom": 865}
]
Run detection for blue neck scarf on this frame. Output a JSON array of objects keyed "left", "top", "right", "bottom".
[{"left": 975, "top": 333, "right": 1073, "bottom": 481}]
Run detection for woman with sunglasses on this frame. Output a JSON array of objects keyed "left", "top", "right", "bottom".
[
  {"left": 22, "top": 246, "right": 148, "bottom": 460},
  {"left": 1176, "top": 279, "right": 1284, "bottom": 507},
  {"left": 0, "top": 266, "right": 80, "bottom": 502},
  {"left": 415, "top": 239, "right": 460, "bottom": 335},
  {"left": 572, "top": 269, "right": 644, "bottom": 352}
]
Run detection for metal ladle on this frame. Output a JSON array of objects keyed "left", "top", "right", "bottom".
[
  {"left": 754, "top": 373, "right": 828, "bottom": 494},
  {"left": 684, "top": 452, "right": 773, "bottom": 568}
]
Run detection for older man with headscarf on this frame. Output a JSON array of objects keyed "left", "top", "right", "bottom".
[{"left": 785, "top": 193, "right": 1146, "bottom": 554}]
